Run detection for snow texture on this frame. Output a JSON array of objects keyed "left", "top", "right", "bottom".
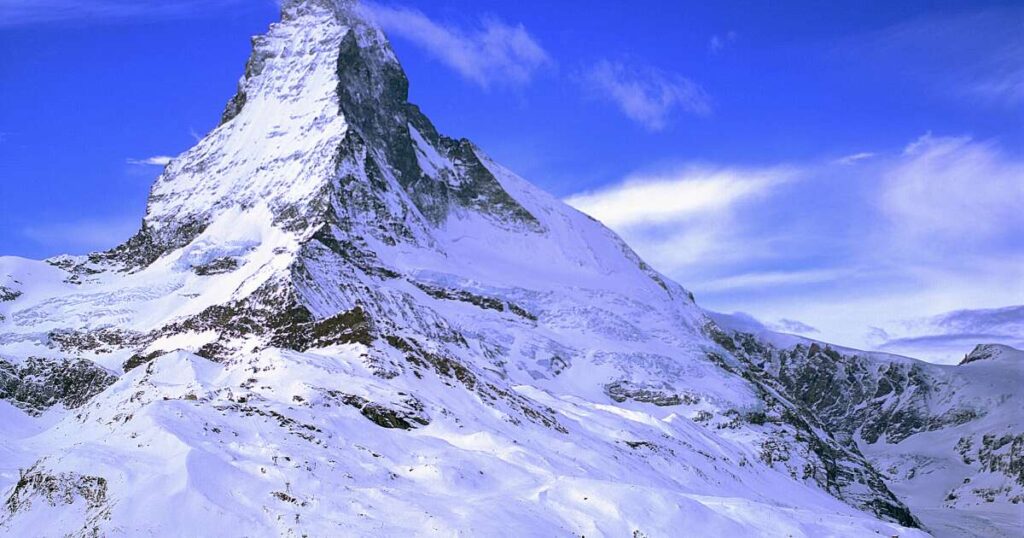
[{"left": 0, "top": 1, "right": 1017, "bottom": 536}]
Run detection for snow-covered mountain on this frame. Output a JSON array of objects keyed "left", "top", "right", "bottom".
[
  {"left": 0, "top": 1, "right": 1018, "bottom": 536},
  {"left": 708, "top": 318, "right": 1023, "bottom": 537}
]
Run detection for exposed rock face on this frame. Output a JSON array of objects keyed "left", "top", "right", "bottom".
[
  {"left": 0, "top": 1, "right": 1012, "bottom": 536},
  {"left": 2, "top": 463, "right": 110, "bottom": 537},
  {"left": 711, "top": 333, "right": 980, "bottom": 444},
  {"left": 709, "top": 324, "right": 1024, "bottom": 532},
  {"left": 960, "top": 343, "right": 1021, "bottom": 365},
  {"left": 0, "top": 357, "right": 117, "bottom": 415},
  {"left": 0, "top": 287, "right": 20, "bottom": 303}
]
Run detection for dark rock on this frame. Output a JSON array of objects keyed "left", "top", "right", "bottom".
[{"left": 0, "top": 357, "right": 117, "bottom": 415}]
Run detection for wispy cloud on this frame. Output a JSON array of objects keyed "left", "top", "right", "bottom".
[
  {"left": 775, "top": 318, "right": 820, "bottom": 334},
  {"left": 582, "top": 60, "right": 711, "bottom": 131},
  {"left": 127, "top": 156, "right": 174, "bottom": 166},
  {"left": 845, "top": 7, "right": 1024, "bottom": 108},
  {"left": 0, "top": 0, "right": 247, "bottom": 27},
  {"left": 880, "top": 133, "right": 1024, "bottom": 246},
  {"left": 566, "top": 165, "right": 792, "bottom": 229},
  {"left": 362, "top": 3, "right": 550, "bottom": 88},
  {"left": 709, "top": 31, "right": 737, "bottom": 54},
  {"left": 708, "top": 310, "right": 820, "bottom": 336},
  {"left": 876, "top": 305, "right": 1024, "bottom": 361},
  {"left": 696, "top": 268, "right": 847, "bottom": 293},
  {"left": 566, "top": 165, "right": 796, "bottom": 274},
  {"left": 568, "top": 132, "right": 1023, "bottom": 364},
  {"left": 834, "top": 152, "right": 875, "bottom": 165}
]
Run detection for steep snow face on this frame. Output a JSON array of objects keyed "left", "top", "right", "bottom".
[
  {"left": 0, "top": 1, "right": 967, "bottom": 536},
  {"left": 148, "top": 3, "right": 348, "bottom": 227}
]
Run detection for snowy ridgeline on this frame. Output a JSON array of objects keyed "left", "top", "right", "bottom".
[{"left": 0, "top": 1, "right": 1021, "bottom": 536}]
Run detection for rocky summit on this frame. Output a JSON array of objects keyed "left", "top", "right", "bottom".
[{"left": 0, "top": 1, "right": 1020, "bottom": 536}]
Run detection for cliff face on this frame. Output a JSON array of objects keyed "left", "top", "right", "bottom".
[
  {"left": 0, "top": 1, "right": 1015, "bottom": 536},
  {"left": 709, "top": 322, "right": 1024, "bottom": 535}
]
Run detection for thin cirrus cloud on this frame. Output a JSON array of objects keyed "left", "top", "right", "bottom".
[
  {"left": 565, "top": 132, "right": 1023, "bottom": 363},
  {"left": 564, "top": 165, "right": 792, "bottom": 230},
  {"left": 874, "top": 305, "right": 1024, "bottom": 361},
  {"left": 361, "top": 2, "right": 551, "bottom": 88},
  {"left": 565, "top": 165, "right": 796, "bottom": 276},
  {"left": 582, "top": 60, "right": 711, "bottom": 131},
  {"left": 0, "top": 0, "right": 247, "bottom": 27},
  {"left": 880, "top": 133, "right": 1024, "bottom": 246},
  {"left": 708, "top": 31, "right": 737, "bottom": 54},
  {"left": 693, "top": 268, "right": 849, "bottom": 294},
  {"left": 834, "top": 152, "right": 875, "bottom": 165},
  {"left": 844, "top": 7, "right": 1024, "bottom": 107}
]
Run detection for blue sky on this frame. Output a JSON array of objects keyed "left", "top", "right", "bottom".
[{"left": 0, "top": 0, "right": 1021, "bottom": 363}]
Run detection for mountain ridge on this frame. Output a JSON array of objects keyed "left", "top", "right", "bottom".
[{"left": 0, "top": 1, "right": 1019, "bottom": 536}]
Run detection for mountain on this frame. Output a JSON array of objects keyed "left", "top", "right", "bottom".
[
  {"left": 709, "top": 317, "right": 1023, "bottom": 537},
  {"left": 0, "top": 1, "right": 1018, "bottom": 536}
]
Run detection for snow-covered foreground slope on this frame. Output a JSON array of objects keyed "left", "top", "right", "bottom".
[
  {"left": 0, "top": 1, "right": 1016, "bottom": 536},
  {"left": 0, "top": 349, "right": 925, "bottom": 537}
]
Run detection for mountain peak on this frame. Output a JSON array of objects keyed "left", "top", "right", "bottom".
[
  {"left": 959, "top": 343, "right": 1024, "bottom": 365},
  {"left": 6, "top": 2, "right": 1017, "bottom": 536},
  {"left": 103, "top": 0, "right": 541, "bottom": 270}
]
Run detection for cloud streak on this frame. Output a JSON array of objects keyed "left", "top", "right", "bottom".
[
  {"left": 362, "top": 3, "right": 550, "bottom": 88},
  {"left": 582, "top": 60, "right": 711, "bottom": 130},
  {"left": 568, "top": 131, "right": 1023, "bottom": 364},
  {"left": 845, "top": 7, "right": 1024, "bottom": 108},
  {"left": 876, "top": 305, "right": 1024, "bottom": 361},
  {"left": 565, "top": 166, "right": 790, "bottom": 229},
  {"left": 566, "top": 165, "right": 797, "bottom": 277},
  {"left": 834, "top": 152, "right": 875, "bottom": 165},
  {"left": 127, "top": 156, "right": 174, "bottom": 166},
  {"left": 880, "top": 133, "right": 1024, "bottom": 247},
  {"left": 696, "top": 269, "right": 847, "bottom": 293}
]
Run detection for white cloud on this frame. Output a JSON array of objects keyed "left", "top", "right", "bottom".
[
  {"left": 567, "top": 132, "right": 1022, "bottom": 364},
  {"left": 709, "top": 31, "right": 737, "bottom": 54},
  {"left": 774, "top": 318, "right": 820, "bottom": 334},
  {"left": 565, "top": 166, "right": 790, "bottom": 229},
  {"left": 880, "top": 133, "right": 1024, "bottom": 245},
  {"left": 127, "top": 156, "right": 174, "bottom": 166},
  {"left": 834, "top": 152, "right": 875, "bottom": 165},
  {"left": 968, "top": 61, "right": 1024, "bottom": 106},
  {"left": 695, "top": 268, "right": 847, "bottom": 293},
  {"left": 362, "top": 3, "right": 550, "bottom": 88},
  {"left": 0, "top": 0, "right": 246, "bottom": 27},
  {"left": 566, "top": 165, "right": 796, "bottom": 275},
  {"left": 582, "top": 60, "right": 711, "bottom": 131}
]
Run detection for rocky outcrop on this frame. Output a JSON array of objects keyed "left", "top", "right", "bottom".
[
  {"left": 960, "top": 343, "right": 1021, "bottom": 365},
  {"left": 708, "top": 326, "right": 980, "bottom": 444},
  {"left": 0, "top": 357, "right": 117, "bottom": 415}
]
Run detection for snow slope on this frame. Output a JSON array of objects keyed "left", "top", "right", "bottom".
[{"left": 0, "top": 1, "right": 1013, "bottom": 536}]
